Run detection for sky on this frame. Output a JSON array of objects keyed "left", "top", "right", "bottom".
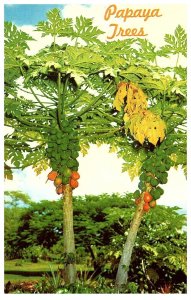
[
  {"left": 4, "top": 4, "right": 64, "bottom": 25},
  {"left": 3, "top": 3, "right": 188, "bottom": 211}
]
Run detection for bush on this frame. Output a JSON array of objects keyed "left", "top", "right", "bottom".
[{"left": 22, "top": 245, "right": 44, "bottom": 263}]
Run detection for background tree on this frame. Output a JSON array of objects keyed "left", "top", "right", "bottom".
[
  {"left": 4, "top": 192, "right": 187, "bottom": 293},
  {"left": 4, "top": 8, "right": 186, "bottom": 287},
  {"left": 4, "top": 191, "right": 32, "bottom": 259}
]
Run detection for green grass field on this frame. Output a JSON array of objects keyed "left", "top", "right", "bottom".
[
  {"left": 5, "top": 259, "right": 61, "bottom": 272},
  {"left": 4, "top": 259, "right": 93, "bottom": 283},
  {"left": 4, "top": 274, "right": 42, "bottom": 283},
  {"left": 4, "top": 259, "right": 63, "bottom": 283}
]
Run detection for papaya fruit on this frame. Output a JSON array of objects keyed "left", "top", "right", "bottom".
[
  {"left": 71, "top": 171, "right": 80, "bottom": 180},
  {"left": 143, "top": 203, "right": 150, "bottom": 212},
  {"left": 48, "top": 171, "right": 58, "bottom": 181},
  {"left": 70, "top": 178, "right": 79, "bottom": 189}
]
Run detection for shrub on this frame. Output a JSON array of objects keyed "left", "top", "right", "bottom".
[{"left": 22, "top": 245, "right": 44, "bottom": 263}]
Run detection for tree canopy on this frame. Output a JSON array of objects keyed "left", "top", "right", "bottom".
[{"left": 4, "top": 9, "right": 186, "bottom": 182}]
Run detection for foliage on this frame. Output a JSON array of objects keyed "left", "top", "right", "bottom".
[
  {"left": 33, "top": 275, "right": 138, "bottom": 294},
  {"left": 4, "top": 190, "right": 32, "bottom": 207},
  {"left": 4, "top": 10, "right": 186, "bottom": 181},
  {"left": 4, "top": 7, "right": 187, "bottom": 291},
  {"left": 4, "top": 192, "right": 187, "bottom": 293},
  {"left": 35, "top": 264, "right": 63, "bottom": 293},
  {"left": 22, "top": 245, "right": 44, "bottom": 263}
]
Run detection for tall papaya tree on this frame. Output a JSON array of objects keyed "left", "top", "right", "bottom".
[
  {"left": 4, "top": 8, "right": 186, "bottom": 287},
  {"left": 110, "top": 28, "right": 187, "bottom": 287},
  {"left": 4, "top": 9, "right": 119, "bottom": 284}
]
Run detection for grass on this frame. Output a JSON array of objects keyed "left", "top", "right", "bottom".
[
  {"left": 4, "top": 274, "right": 42, "bottom": 283},
  {"left": 5, "top": 259, "right": 61, "bottom": 272},
  {"left": 4, "top": 259, "right": 93, "bottom": 284},
  {"left": 4, "top": 259, "right": 63, "bottom": 283}
]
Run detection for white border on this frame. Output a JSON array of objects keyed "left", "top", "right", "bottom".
[{"left": 1, "top": 1, "right": 191, "bottom": 299}]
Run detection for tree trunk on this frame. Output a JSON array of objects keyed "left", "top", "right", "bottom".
[
  {"left": 63, "top": 184, "right": 76, "bottom": 284},
  {"left": 115, "top": 198, "right": 145, "bottom": 288}
]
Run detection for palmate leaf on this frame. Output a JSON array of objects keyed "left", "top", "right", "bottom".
[
  {"left": 117, "top": 140, "right": 146, "bottom": 180},
  {"left": 63, "top": 46, "right": 104, "bottom": 72},
  {"left": 5, "top": 98, "right": 22, "bottom": 118},
  {"left": 160, "top": 25, "right": 187, "bottom": 57},
  {"left": 6, "top": 146, "right": 24, "bottom": 168},
  {"left": 4, "top": 22, "right": 34, "bottom": 52},
  {"left": 135, "top": 39, "right": 158, "bottom": 62},
  {"left": 36, "top": 8, "right": 73, "bottom": 38},
  {"left": 174, "top": 66, "right": 187, "bottom": 80},
  {"left": 120, "top": 65, "right": 151, "bottom": 78},
  {"left": 4, "top": 22, "right": 34, "bottom": 84},
  {"left": 22, "top": 148, "right": 46, "bottom": 169},
  {"left": 72, "top": 16, "right": 104, "bottom": 44},
  {"left": 122, "top": 160, "right": 142, "bottom": 181}
]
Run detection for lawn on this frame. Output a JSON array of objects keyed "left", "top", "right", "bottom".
[
  {"left": 4, "top": 259, "right": 93, "bottom": 283},
  {"left": 4, "top": 274, "right": 42, "bottom": 283},
  {"left": 5, "top": 259, "right": 64, "bottom": 283},
  {"left": 5, "top": 259, "right": 61, "bottom": 272}
]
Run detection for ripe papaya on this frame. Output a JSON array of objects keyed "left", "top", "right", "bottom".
[
  {"left": 70, "top": 178, "right": 79, "bottom": 189},
  {"left": 143, "top": 203, "right": 150, "bottom": 212},
  {"left": 48, "top": 171, "right": 58, "bottom": 181},
  {"left": 71, "top": 171, "right": 80, "bottom": 180},
  {"left": 144, "top": 191, "right": 153, "bottom": 203}
]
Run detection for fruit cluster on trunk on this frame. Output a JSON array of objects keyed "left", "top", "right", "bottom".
[{"left": 48, "top": 170, "right": 80, "bottom": 194}]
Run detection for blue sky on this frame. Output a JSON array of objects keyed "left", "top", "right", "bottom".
[
  {"left": 4, "top": 4, "right": 91, "bottom": 26},
  {"left": 4, "top": 4, "right": 64, "bottom": 25}
]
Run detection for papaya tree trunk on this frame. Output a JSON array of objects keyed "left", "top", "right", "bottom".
[
  {"left": 63, "top": 184, "right": 76, "bottom": 284},
  {"left": 115, "top": 198, "right": 145, "bottom": 288}
]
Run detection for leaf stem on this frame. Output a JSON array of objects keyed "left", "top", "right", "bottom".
[
  {"left": 66, "top": 86, "right": 89, "bottom": 108},
  {"left": 70, "top": 81, "right": 113, "bottom": 120},
  {"left": 175, "top": 53, "right": 180, "bottom": 68},
  {"left": 96, "top": 108, "right": 122, "bottom": 124},
  {"left": 62, "top": 75, "right": 69, "bottom": 116},
  {"left": 161, "top": 91, "right": 166, "bottom": 116},
  {"left": 57, "top": 72, "right": 63, "bottom": 129}
]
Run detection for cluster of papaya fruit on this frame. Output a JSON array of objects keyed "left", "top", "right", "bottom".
[
  {"left": 45, "top": 119, "right": 80, "bottom": 177},
  {"left": 135, "top": 191, "right": 156, "bottom": 212},
  {"left": 134, "top": 144, "right": 173, "bottom": 212},
  {"left": 45, "top": 118, "right": 81, "bottom": 194},
  {"left": 47, "top": 169, "right": 80, "bottom": 194}
]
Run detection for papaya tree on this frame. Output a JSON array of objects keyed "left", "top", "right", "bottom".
[
  {"left": 111, "top": 29, "right": 187, "bottom": 287},
  {"left": 4, "top": 9, "right": 119, "bottom": 284},
  {"left": 4, "top": 8, "right": 186, "bottom": 288}
]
